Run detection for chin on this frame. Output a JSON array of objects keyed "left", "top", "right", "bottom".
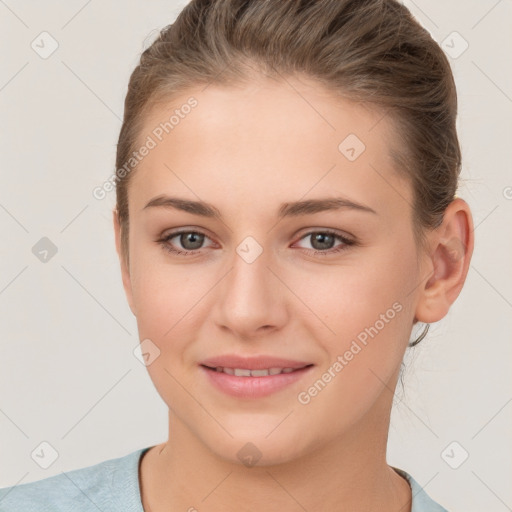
[{"left": 200, "top": 423, "right": 311, "bottom": 468}]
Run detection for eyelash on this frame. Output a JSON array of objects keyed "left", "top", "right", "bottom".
[{"left": 157, "top": 229, "right": 356, "bottom": 257}]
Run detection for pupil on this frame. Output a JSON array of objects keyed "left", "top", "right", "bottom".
[
  {"left": 312, "top": 233, "right": 333, "bottom": 250},
  {"left": 181, "top": 232, "right": 203, "bottom": 250}
]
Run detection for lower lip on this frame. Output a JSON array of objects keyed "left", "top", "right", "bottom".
[{"left": 200, "top": 365, "right": 314, "bottom": 398}]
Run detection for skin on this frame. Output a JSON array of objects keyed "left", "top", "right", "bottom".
[{"left": 113, "top": 74, "right": 474, "bottom": 511}]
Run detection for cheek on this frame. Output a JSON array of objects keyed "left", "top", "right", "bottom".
[
  {"left": 300, "top": 240, "right": 418, "bottom": 360},
  {"left": 129, "top": 259, "right": 205, "bottom": 410},
  {"left": 129, "top": 245, "right": 201, "bottom": 336},
  {"left": 293, "top": 259, "right": 415, "bottom": 434},
  {"left": 128, "top": 254, "right": 219, "bottom": 390}
]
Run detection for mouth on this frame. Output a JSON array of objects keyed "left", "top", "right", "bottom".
[
  {"left": 201, "top": 364, "right": 313, "bottom": 376},
  {"left": 199, "top": 362, "right": 315, "bottom": 399}
]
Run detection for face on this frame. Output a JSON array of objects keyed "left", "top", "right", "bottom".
[{"left": 115, "top": 75, "right": 427, "bottom": 465}]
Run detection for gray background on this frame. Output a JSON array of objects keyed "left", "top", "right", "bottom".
[{"left": 0, "top": 1, "right": 511, "bottom": 510}]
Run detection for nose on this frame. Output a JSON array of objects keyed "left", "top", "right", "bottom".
[{"left": 215, "top": 240, "right": 288, "bottom": 340}]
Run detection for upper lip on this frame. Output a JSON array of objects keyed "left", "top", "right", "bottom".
[{"left": 200, "top": 355, "right": 313, "bottom": 370}]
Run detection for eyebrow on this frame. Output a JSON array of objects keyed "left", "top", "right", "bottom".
[{"left": 142, "top": 195, "right": 377, "bottom": 218}]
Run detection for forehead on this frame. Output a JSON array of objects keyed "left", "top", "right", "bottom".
[
  {"left": 142, "top": 76, "right": 388, "bottom": 151},
  {"left": 128, "top": 76, "right": 412, "bottom": 220}
]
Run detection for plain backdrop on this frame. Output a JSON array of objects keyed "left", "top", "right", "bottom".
[{"left": 0, "top": 1, "right": 511, "bottom": 511}]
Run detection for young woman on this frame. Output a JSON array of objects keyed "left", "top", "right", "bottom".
[{"left": 0, "top": 0, "right": 474, "bottom": 510}]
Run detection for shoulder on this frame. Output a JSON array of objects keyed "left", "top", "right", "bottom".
[
  {"left": 0, "top": 447, "right": 149, "bottom": 512},
  {"left": 393, "top": 467, "right": 450, "bottom": 512}
]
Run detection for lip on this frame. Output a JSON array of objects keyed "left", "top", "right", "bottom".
[{"left": 199, "top": 354, "right": 314, "bottom": 399}]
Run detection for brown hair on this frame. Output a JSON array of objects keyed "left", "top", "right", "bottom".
[{"left": 115, "top": 0, "right": 461, "bottom": 347}]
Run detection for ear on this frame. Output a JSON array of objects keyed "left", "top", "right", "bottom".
[
  {"left": 113, "top": 209, "right": 137, "bottom": 316},
  {"left": 414, "top": 198, "right": 474, "bottom": 324}
]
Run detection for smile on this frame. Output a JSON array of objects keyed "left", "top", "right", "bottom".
[
  {"left": 200, "top": 364, "right": 314, "bottom": 398},
  {"left": 205, "top": 366, "right": 307, "bottom": 376}
]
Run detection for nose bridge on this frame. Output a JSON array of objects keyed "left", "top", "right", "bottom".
[
  {"left": 228, "top": 235, "right": 274, "bottom": 310},
  {"left": 216, "top": 234, "right": 286, "bottom": 336}
]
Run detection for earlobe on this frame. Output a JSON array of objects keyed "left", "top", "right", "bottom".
[
  {"left": 112, "top": 209, "right": 137, "bottom": 316},
  {"left": 414, "top": 198, "right": 474, "bottom": 324}
]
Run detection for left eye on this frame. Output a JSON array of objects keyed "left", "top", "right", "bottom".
[{"left": 293, "top": 230, "right": 354, "bottom": 253}]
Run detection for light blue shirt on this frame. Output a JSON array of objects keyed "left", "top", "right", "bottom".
[{"left": 0, "top": 447, "right": 449, "bottom": 511}]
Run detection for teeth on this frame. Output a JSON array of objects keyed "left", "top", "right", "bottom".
[
  {"left": 250, "top": 369, "right": 269, "bottom": 377},
  {"left": 234, "top": 368, "right": 252, "bottom": 377},
  {"left": 213, "top": 366, "right": 297, "bottom": 376}
]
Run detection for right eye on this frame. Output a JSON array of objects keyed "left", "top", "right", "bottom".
[{"left": 158, "top": 230, "right": 215, "bottom": 256}]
